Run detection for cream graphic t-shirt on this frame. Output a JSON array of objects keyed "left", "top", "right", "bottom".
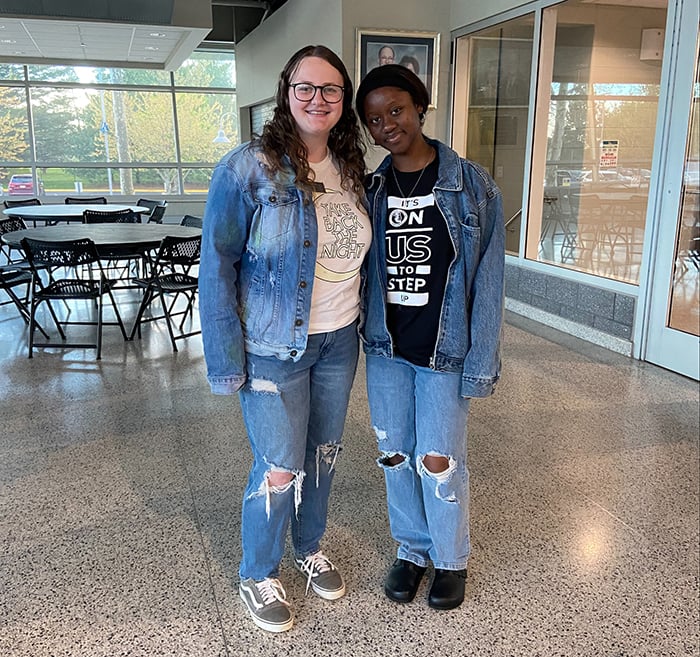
[{"left": 307, "top": 154, "right": 371, "bottom": 334}]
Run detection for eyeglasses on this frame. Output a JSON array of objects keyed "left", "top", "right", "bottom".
[{"left": 290, "top": 83, "right": 345, "bottom": 104}]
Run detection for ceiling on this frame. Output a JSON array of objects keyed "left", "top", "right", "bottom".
[{"left": 0, "top": 0, "right": 289, "bottom": 70}]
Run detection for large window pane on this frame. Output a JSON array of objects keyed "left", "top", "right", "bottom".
[
  {"left": 0, "top": 64, "right": 25, "bottom": 81},
  {"left": 31, "top": 88, "right": 98, "bottom": 162},
  {"left": 528, "top": 0, "right": 668, "bottom": 283},
  {"left": 182, "top": 167, "right": 214, "bottom": 195},
  {"left": 174, "top": 51, "right": 235, "bottom": 88},
  {"left": 0, "top": 86, "right": 29, "bottom": 165},
  {"left": 669, "top": 43, "right": 700, "bottom": 335},
  {"left": 177, "top": 92, "right": 237, "bottom": 162},
  {"left": 40, "top": 166, "right": 181, "bottom": 197},
  {"left": 27, "top": 65, "right": 170, "bottom": 85},
  {"left": 0, "top": 52, "right": 235, "bottom": 198},
  {"left": 453, "top": 16, "right": 534, "bottom": 255}
]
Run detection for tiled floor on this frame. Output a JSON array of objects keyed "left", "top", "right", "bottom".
[{"left": 0, "top": 294, "right": 698, "bottom": 656}]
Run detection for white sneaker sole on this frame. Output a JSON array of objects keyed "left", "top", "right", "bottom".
[
  {"left": 294, "top": 562, "right": 346, "bottom": 600},
  {"left": 311, "top": 581, "right": 346, "bottom": 600},
  {"left": 239, "top": 589, "right": 293, "bottom": 633}
]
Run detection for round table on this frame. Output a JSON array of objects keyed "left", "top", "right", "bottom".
[
  {"left": 1, "top": 223, "right": 201, "bottom": 256},
  {"left": 2, "top": 204, "right": 150, "bottom": 224}
]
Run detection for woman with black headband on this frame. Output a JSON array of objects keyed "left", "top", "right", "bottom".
[{"left": 355, "top": 64, "right": 505, "bottom": 610}]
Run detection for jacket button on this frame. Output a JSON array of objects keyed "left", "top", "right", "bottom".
[
  {"left": 299, "top": 281, "right": 307, "bottom": 288},
  {"left": 303, "top": 240, "right": 311, "bottom": 247},
  {"left": 269, "top": 195, "right": 277, "bottom": 203},
  {"left": 290, "top": 350, "right": 297, "bottom": 357},
  {"left": 295, "top": 319, "right": 303, "bottom": 326}
]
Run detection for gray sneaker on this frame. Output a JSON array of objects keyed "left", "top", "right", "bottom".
[
  {"left": 239, "top": 577, "right": 293, "bottom": 632},
  {"left": 294, "top": 551, "right": 346, "bottom": 600}
]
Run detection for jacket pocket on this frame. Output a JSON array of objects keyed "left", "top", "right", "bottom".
[{"left": 249, "top": 183, "right": 298, "bottom": 241}]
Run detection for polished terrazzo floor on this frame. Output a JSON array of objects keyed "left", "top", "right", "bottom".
[{"left": 0, "top": 293, "right": 698, "bottom": 657}]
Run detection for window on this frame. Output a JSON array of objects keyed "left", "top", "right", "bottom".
[
  {"left": 453, "top": 16, "right": 535, "bottom": 256},
  {"left": 0, "top": 52, "right": 237, "bottom": 198},
  {"left": 528, "top": 0, "right": 668, "bottom": 283}
]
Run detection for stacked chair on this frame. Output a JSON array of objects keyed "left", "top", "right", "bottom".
[{"left": 129, "top": 235, "right": 201, "bottom": 352}]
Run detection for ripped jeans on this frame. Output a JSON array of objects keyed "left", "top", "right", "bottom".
[
  {"left": 366, "top": 354, "right": 471, "bottom": 571},
  {"left": 238, "top": 320, "right": 358, "bottom": 581}
]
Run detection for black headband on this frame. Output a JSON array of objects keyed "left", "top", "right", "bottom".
[{"left": 355, "top": 64, "right": 430, "bottom": 124}]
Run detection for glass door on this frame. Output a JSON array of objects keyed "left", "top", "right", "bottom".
[{"left": 642, "top": 5, "right": 699, "bottom": 380}]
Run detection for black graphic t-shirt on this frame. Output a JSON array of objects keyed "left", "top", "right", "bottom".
[{"left": 384, "top": 156, "right": 453, "bottom": 366}]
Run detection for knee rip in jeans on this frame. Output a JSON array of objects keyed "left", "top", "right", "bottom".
[
  {"left": 377, "top": 451, "right": 410, "bottom": 470},
  {"left": 418, "top": 452, "right": 458, "bottom": 503},
  {"left": 315, "top": 443, "right": 341, "bottom": 487},
  {"left": 249, "top": 377, "right": 279, "bottom": 394},
  {"left": 247, "top": 464, "right": 305, "bottom": 520}
]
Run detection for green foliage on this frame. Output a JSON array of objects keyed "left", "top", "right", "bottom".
[{"left": 0, "top": 56, "right": 238, "bottom": 194}]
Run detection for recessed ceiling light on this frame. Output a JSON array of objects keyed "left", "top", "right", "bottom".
[
  {"left": 149, "top": 32, "right": 166, "bottom": 38},
  {"left": 0, "top": 38, "right": 17, "bottom": 44},
  {"left": 144, "top": 45, "right": 159, "bottom": 51}
]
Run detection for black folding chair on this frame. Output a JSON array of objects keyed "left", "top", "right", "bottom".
[
  {"left": 3, "top": 198, "right": 42, "bottom": 226},
  {"left": 129, "top": 235, "right": 201, "bottom": 351},
  {"left": 135, "top": 199, "right": 167, "bottom": 223},
  {"left": 147, "top": 205, "right": 166, "bottom": 224},
  {"left": 0, "top": 216, "right": 29, "bottom": 266},
  {"left": 20, "top": 237, "right": 128, "bottom": 359},
  {"left": 0, "top": 265, "right": 50, "bottom": 338},
  {"left": 65, "top": 196, "right": 107, "bottom": 204},
  {"left": 180, "top": 215, "right": 203, "bottom": 228},
  {"left": 82, "top": 208, "right": 143, "bottom": 283},
  {"left": 3, "top": 198, "right": 41, "bottom": 209}
]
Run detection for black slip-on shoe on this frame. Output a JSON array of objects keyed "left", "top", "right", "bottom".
[
  {"left": 384, "top": 559, "right": 427, "bottom": 603},
  {"left": 428, "top": 568, "right": 467, "bottom": 610}
]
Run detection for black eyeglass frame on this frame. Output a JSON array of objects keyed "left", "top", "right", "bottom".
[{"left": 290, "top": 83, "right": 345, "bottom": 103}]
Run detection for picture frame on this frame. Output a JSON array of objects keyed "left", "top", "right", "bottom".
[
  {"left": 356, "top": 28, "right": 440, "bottom": 109},
  {"left": 469, "top": 37, "right": 532, "bottom": 107}
]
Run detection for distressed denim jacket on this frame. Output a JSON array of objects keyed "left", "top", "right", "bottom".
[
  {"left": 361, "top": 138, "right": 505, "bottom": 398},
  {"left": 199, "top": 142, "right": 321, "bottom": 395}
]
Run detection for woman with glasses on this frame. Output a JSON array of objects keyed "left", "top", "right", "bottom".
[{"left": 199, "top": 45, "right": 370, "bottom": 633}]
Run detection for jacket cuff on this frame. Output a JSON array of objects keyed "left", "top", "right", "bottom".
[
  {"left": 208, "top": 375, "right": 246, "bottom": 395},
  {"left": 460, "top": 376, "right": 498, "bottom": 398}
]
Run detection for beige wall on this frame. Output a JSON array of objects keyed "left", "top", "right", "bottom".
[
  {"left": 235, "top": 0, "right": 344, "bottom": 112},
  {"left": 450, "top": 0, "right": 532, "bottom": 29},
  {"left": 235, "top": 0, "right": 452, "bottom": 166}
]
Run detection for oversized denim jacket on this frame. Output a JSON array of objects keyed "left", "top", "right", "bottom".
[
  {"left": 199, "top": 142, "right": 321, "bottom": 395},
  {"left": 360, "top": 138, "right": 505, "bottom": 398}
]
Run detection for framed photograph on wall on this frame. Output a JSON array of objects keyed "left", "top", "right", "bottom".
[{"left": 356, "top": 29, "right": 440, "bottom": 109}]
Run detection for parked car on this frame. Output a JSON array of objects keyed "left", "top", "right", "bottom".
[{"left": 7, "top": 174, "right": 43, "bottom": 195}]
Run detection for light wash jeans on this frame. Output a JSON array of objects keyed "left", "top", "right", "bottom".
[
  {"left": 366, "top": 353, "right": 471, "bottom": 571},
  {"left": 238, "top": 321, "right": 358, "bottom": 581}
]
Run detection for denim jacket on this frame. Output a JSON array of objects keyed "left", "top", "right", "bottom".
[
  {"left": 361, "top": 138, "right": 505, "bottom": 398},
  {"left": 199, "top": 142, "right": 322, "bottom": 395}
]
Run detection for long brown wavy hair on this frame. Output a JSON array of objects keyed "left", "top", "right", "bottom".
[{"left": 254, "top": 45, "right": 366, "bottom": 201}]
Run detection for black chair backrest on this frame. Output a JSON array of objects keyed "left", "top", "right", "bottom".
[
  {"left": 65, "top": 196, "right": 107, "bottom": 205},
  {"left": 137, "top": 198, "right": 166, "bottom": 212},
  {"left": 21, "top": 237, "right": 99, "bottom": 270},
  {"left": 180, "top": 215, "right": 203, "bottom": 228},
  {"left": 154, "top": 235, "right": 201, "bottom": 271},
  {"left": 0, "top": 216, "right": 28, "bottom": 236},
  {"left": 147, "top": 205, "right": 166, "bottom": 224},
  {"left": 83, "top": 208, "right": 140, "bottom": 224},
  {"left": 4, "top": 198, "right": 41, "bottom": 209}
]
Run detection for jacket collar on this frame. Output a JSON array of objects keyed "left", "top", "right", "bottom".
[{"left": 369, "top": 137, "right": 463, "bottom": 192}]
